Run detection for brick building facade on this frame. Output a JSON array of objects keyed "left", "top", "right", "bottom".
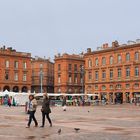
[
  {"left": 31, "top": 57, "right": 54, "bottom": 93},
  {"left": 0, "top": 46, "right": 31, "bottom": 92},
  {"left": 54, "top": 53, "right": 85, "bottom": 93},
  {"left": 85, "top": 41, "right": 140, "bottom": 103}
]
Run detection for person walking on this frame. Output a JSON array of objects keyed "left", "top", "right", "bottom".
[
  {"left": 62, "top": 96, "right": 67, "bottom": 111},
  {"left": 8, "top": 97, "right": 11, "bottom": 107},
  {"left": 26, "top": 95, "right": 38, "bottom": 128},
  {"left": 40, "top": 93, "right": 52, "bottom": 127}
]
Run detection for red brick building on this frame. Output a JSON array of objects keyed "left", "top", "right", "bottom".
[
  {"left": 84, "top": 40, "right": 140, "bottom": 103},
  {"left": 31, "top": 57, "right": 54, "bottom": 93},
  {"left": 0, "top": 46, "right": 31, "bottom": 92},
  {"left": 54, "top": 53, "right": 85, "bottom": 93}
]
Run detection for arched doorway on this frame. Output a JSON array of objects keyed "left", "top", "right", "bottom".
[
  {"left": 115, "top": 92, "right": 123, "bottom": 104},
  {"left": 13, "top": 86, "right": 19, "bottom": 93},
  {"left": 3, "top": 86, "right": 10, "bottom": 91},
  {"left": 22, "top": 86, "right": 28, "bottom": 93}
]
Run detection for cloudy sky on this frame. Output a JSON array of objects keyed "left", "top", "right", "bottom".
[{"left": 0, "top": 0, "right": 140, "bottom": 60}]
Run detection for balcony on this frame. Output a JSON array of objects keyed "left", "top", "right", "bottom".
[{"left": 67, "top": 82, "right": 73, "bottom": 85}]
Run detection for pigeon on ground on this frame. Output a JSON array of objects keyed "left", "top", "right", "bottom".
[
  {"left": 74, "top": 128, "right": 80, "bottom": 133},
  {"left": 58, "top": 129, "right": 61, "bottom": 135}
]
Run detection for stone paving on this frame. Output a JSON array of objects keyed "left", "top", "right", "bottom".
[{"left": 0, "top": 104, "right": 140, "bottom": 140}]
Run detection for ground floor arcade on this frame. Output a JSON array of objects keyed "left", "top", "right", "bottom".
[
  {"left": 88, "top": 91, "right": 140, "bottom": 104},
  {"left": 0, "top": 85, "right": 31, "bottom": 93}
]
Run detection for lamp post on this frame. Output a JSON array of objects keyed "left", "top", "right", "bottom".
[
  {"left": 40, "top": 64, "right": 43, "bottom": 94},
  {"left": 80, "top": 65, "right": 85, "bottom": 94}
]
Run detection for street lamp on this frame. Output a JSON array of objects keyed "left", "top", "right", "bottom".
[
  {"left": 40, "top": 64, "right": 43, "bottom": 94},
  {"left": 80, "top": 65, "right": 85, "bottom": 94}
]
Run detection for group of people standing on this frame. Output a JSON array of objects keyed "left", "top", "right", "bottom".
[{"left": 26, "top": 93, "right": 52, "bottom": 128}]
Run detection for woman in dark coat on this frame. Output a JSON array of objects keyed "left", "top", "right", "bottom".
[
  {"left": 62, "top": 96, "right": 67, "bottom": 111},
  {"left": 40, "top": 93, "right": 52, "bottom": 127}
]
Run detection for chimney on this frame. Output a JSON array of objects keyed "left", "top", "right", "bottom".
[
  {"left": 103, "top": 44, "right": 106, "bottom": 49},
  {"left": 115, "top": 40, "right": 119, "bottom": 47},
  {"left": 112, "top": 41, "right": 119, "bottom": 48},
  {"left": 105, "top": 43, "right": 109, "bottom": 48},
  {"left": 87, "top": 48, "right": 91, "bottom": 53},
  {"left": 7, "top": 47, "right": 13, "bottom": 51},
  {"left": 3, "top": 45, "right": 6, "bottom": 50},
  {"left": 102, "top": 43, "right": 109, "bottom": 49}
]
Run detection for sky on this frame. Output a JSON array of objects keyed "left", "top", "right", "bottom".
[{"left": 0, "top": 0, "right": 140, "bottom": 60}]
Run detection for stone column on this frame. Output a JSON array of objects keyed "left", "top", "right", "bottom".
[
  {"left": 129, "top": 92, "right": 133, "bottom": 103},
  {"left": 106, "top": 92, "right": 110, "bottom": 104},
  {"left": 113, "top": 92, "right": 115, "bottom": 104},
  {"left": 123, "top": 92, "right": 126, "bottom": 103}
]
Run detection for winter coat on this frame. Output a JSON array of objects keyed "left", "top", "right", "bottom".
[
  {"left": 41, "top": 98, "right": 51, "bottom": 114},
  {"left": 28, "top": 99, "right": 37, "bottom": 111},
  {"left": 62, "top": 98, "right": 66, "bottom": 106}
]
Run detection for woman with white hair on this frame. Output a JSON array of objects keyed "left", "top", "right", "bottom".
[{"left": 40, "top": 93, "right": 52, "bottom": 127}]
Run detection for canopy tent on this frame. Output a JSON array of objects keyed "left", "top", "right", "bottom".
[
  {"left": 34, "top": 93, "right": 99, "bottom": 97},
  {"left": 0, "top": 91, "right": 30, "bottom": 106}
]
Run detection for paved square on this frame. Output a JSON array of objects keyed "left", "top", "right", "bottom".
[{"left": 0, "top": 104, "right": 140, "bottom": 140}]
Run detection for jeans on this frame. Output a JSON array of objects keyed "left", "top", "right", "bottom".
[
  {"left": 42, "top": 112, "right": 52, "bottom": 126},
  {"left": 28, "top": 111, "right": 38, "bottom": 126}
]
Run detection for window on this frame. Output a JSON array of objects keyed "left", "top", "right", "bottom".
[
  {"left": 68, "top": 64, "right": 72, "bottom": 71},
  {"left": 58, "top": 64, "right": 61, "bottom": 71},
  {"left": 126, "top": 84, "right": 130, "bottom": 89},
  {"left": 74, "top": 88, "right": 78, "bottom": 93},
  {"left": 126, "top": 67, "right": 130, "bottom": 77},
  {"left": 68, "top": 74, "right": 72, "bottom": 83},
  {"left": 5, "top": 60, "right": 9, "bottom": 68},
  {"left": 134, "top": 83, "right": 139, "bottom": 89},
  {"left": 95, "top": 71, "right": 98, "bottom": 81},
  {"left": 95, "top": 85, "right": 98, "bottom": 90},
  {"left": 74, "top": 74, "right": 78, "bottom": 83},
  {"left": 102, "top": 85, "right": 106, "bottom": 90},
  {"left": 14, "top": 73, "right": 18, "bottom": 81},
  {"left": 118, "top": 68, "right": 122, "bottom": 78},
  {"left": 80, "top": 73, "right": 83, "bottom": 83},
  {"left": 126, "top": 53, "right": 130, "bottom": 62},
  {"left": 102, "top": 57, "right": 106, "bottom": 65},
  {"left": 117, "top": 54, "right": 122, "bottom": 63},
  {"left": 116, "top": 84, "right": 122, "bottom": 89},
  {"left": 58, "top": 88, "right": 61, "bottom": 93},
  {"left": 110, "top": 85, "right": 113, "bottom": 90},
  {"left": 23, "top": 73, "right": 27, "bottom": 81},
  {"left": 135, "top": 67, "right": 139, "bottom": 77},
  {"left": 88, "top": 71, "right": 92, "bottom": 80},
  {"left": 135, "top": 52, "right": 139, "bottom": 61},
  {"left": 23, "top": 62, "right": 27, "bottom": 69},
  {"left": 14, "top": 61, "right": 18, "bottom": 69},
  {"left": 68, "top": 88, "right": 72, "bottom": 93},
  {"left": 58, "top": 74, "right": 61, "bottom": 83},
  {"left": 102, "top": 70, "right": 106, "bottom": 79},
  {"left": 88, "top": 59, "right": 92, "bottom": 68},
  {"left": 5, "top": 71, "right": 9, "bottom": 80},
  {"left": 110, "top": 69, "right": 113, "bottom": 79},
  {"left": 95, "top": 58, "right": 99, "bottom": 66},
  {"left": 110, "top": 56, "right": 113, "bottom": 65},
  {"left": 40, "top": 64, "right": 43, "bottom": 68},
  {"left": 74, "top": 64, "right": 77, "bottom": 71}
]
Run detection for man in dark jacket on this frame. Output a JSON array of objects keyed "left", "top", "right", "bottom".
[
  {"left": 40, "top": 93, "right": 52, "bottom": 127},
  {"left": 62, "top": 96, "right": 67, "bottom": 111}
]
